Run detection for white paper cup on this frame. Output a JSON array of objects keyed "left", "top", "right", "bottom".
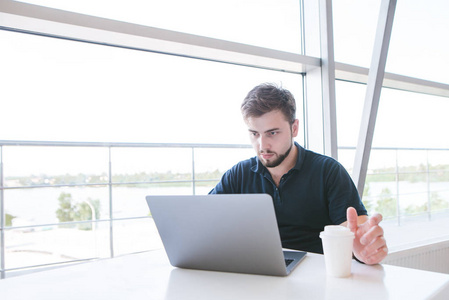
[{"left": 320, "top": 225, "right": 355, "bottom": 277}]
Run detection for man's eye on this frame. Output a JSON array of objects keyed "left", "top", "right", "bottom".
[{"left": 269, "top": 131, "right": 277, "bottom": 136}]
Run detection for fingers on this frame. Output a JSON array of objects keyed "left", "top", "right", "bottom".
[
  {"left": 352, "top": 212, "right": 388, "bottom": 265},
  {"left": 357, "top": 236, "right": 388, "bottom": 265},
  {"left": 359, "top": 222, "right": 384, "bottom": 246},
  {"left": 368, "top": 213, "right": 383, "bottom": 227},
  {"left": 346, "top": 207, "right": 359, "bottom": 232}
]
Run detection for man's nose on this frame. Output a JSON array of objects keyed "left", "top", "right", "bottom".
[{"left": 258, "top": 135, "right": 269, "bottom": 151}]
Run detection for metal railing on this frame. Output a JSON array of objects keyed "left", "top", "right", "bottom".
[
  {"left": 0, "top": 140, "right": 253, "bottom": 278},
  {"left": 1, "top": 141, "right": 449, "bottom": 278},
  {"left": 339, "top": 146, "right": 449, "bottom": 225}
]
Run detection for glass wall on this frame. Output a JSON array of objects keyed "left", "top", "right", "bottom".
[
  {"left": 386, "top": 0, "right": 449, "bottom": 83},
  {"left": 333, "top": 0, "right": 449, "bottom": 84},
  {"left": 336, "top": 82, "right": 449, "bottom": 248},
  {"left": 333, "top": 0, "right": 449, "bottom": 250},
  {"left": 333, "top": 0, "right": 380, "bottom": 68},
  {"left": 1, "top": 143, "right": 256, "bottom": 277},
  {"left": 1, "top": 4, "right": 304, "bottom": 275},
  {"left": 1, "top": 0, "right": 449, "bottom": 277},
  {"left": 0, "top": 29, "right": 304, "bottom": 145},
  {"left": 15, "top": 0, "right": 302, "bottom": 53}
]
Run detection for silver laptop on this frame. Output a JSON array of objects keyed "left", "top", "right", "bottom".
[{"left": 145, "top": 194, "right": 306, "bottom": 276}]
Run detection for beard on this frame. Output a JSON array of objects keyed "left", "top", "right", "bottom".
[{"left": 260, "top": 141, "right": 293, "bottom": 168}]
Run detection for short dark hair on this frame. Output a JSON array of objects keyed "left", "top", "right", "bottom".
[{"left": 241, "top": 83, "right": 296, "bottom": 124}]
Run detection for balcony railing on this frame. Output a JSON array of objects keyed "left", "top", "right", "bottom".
[
  {"left": 0, "top": 140, "right": 254, "bottom": 278},
  {"left": 1, "top": 141, "right": 449, "bottom": 278},
  {"left": 339, "top": 146, "right": 449, "bottom": 225}
]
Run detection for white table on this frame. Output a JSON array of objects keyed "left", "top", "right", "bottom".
[{"left": 1, "top": 250, "right": 448, "bottom": 300}]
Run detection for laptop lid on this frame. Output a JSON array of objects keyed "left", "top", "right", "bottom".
[{"left": 145, "top": 194, "right": 306, "bottom": 276}]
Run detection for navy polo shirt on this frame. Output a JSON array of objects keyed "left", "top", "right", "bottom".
[{"left": 209, "top": 142, "right": 367, "bottom": 254}]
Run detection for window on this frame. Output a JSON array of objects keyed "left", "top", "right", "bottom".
[
  {"left": 15, "top": 0, "right": 302, "bottom": 53},
  {"left": 386, "top": 0, "right": 449, "bottom": 83},
  {"left": 333, "top": 0, "right": 380, "bottom": 68},
  {"left": 336, "top": 83, "right": 449, "bottom": 250},
  {"left": 0, "top": 29, "right": 304, "bottom": 144},
  {"left": 1, "top": 2, "right": 304, "bottom": 276}
]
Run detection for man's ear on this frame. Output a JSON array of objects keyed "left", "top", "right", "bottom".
[{"left": 291, "top": 119, "right": 299, "bottom": 137}]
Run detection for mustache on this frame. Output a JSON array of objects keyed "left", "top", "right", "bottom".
[{"left": 259, "top": 150, "right": 276, "bottom": 154}]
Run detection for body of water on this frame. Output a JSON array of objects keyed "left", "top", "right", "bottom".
[
  {"left": 4, "top": 182, "right": 449, "bottom": 227},
  {"left": 4, "top": 185, "right": 214, "bottom": 227}
]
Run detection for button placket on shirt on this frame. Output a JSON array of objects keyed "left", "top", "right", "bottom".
[
  {"left": 273, "top": 176, "right": 288, "bottom": 205},
  {"left": 263, "top": 172, "right": 282, "bottom": 204}
]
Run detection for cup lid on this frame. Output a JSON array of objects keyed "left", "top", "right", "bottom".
[{"left": 319, "top": 225, "right": 354, "bottom": 237}]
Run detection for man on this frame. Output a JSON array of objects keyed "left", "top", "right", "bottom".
[{"left": 209, "top": 83, "right": 388, "bottom": 265}]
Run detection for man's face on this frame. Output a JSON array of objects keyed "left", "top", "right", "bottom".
[{"left": 245, "top": 110, "right": 299, "bottom": 168}]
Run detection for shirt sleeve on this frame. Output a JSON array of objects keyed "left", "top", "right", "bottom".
[
  {"left": 209, "top": 168, "right": 234, "bottom": 194},
  {"left": 325, "top": 160, "right": 367, "bottom": 225}
]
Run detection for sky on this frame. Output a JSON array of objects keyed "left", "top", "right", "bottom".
[{"left": 1, "top": 0, "right": 449, "bottom": 176}]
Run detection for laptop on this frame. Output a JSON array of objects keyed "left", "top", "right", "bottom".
[{"left": 145, "top": 194, "right": 306, "bottom": 276}]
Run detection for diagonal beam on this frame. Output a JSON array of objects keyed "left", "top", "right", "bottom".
[{"left": 352, "top": 0, "right": 397, "bottom": 198}]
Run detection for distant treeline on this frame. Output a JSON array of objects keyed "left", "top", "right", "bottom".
[
  {"left": 366, "top": 164, "right": 449, "bottom": 182},
  {"left": 7, "top": 169, "right": 224, "bottom": 187},
  {"left": 6, "top": 164, "right": 449, "bottom": 187}
]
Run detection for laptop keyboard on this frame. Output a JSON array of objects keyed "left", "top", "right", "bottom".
[{"left": 285, "top": 259, "right": 294, "bottom": 267}]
